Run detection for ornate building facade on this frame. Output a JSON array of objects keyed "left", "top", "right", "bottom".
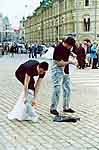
[{"left": 24, "top": 0, "right": 99, "bottom": 44}]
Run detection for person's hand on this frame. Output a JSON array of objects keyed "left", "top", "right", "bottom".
[
  {"left": 69, "top": 60, "right": 78, "bottom": 66},
  {"left": 32, "top": 100, "right": 38, "bottom": 108},
  {"left": 56, "top": 60, "right": 69, "bottom": 67},
  {"left": 75, "top": 60, "right": 78, "bottom": 66},
  {"left": 69, "top": 57, "right": 78, "bottom": 66}
]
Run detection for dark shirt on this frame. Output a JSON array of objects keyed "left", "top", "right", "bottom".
[
  {"left": 53, "top": 43, "right": 71, "bottom": 74},
  {"left": 16, "top": 60, "right": 45, "bottom": 78},
  {"left": 87, "top": 46, "right": 91, "bottom": 54}
]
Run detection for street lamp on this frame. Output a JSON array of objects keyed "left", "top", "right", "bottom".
[
  {"left": 22, "top": 17, "right": 25, "bottom": 42},
  {"left": 6, "top": 25, "right": 8, "bottom": 41},
  {"left": 75, "top": 0, "right": 79, "bottom": 41}
]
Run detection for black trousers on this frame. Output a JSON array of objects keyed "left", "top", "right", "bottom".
[
  {"left": 29, "top": 51, "right": 34, "bottom": 58},
  {"left": 15, "top": 70, "right": 35, "bottom": 91},
  {"left": 92, "top": 58, "right": 97, "bottom": 68}
]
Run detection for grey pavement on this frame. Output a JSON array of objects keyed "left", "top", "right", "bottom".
[{"left": 0, "top": 54, "right": 99, "bottom": 150}]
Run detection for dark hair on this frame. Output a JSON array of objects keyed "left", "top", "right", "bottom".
[
  {"left": 63, "top": 37, "right": 75, "bottom": 46},
  {"left": 39, "top": 62, "right": 49, "bottom": 71}
]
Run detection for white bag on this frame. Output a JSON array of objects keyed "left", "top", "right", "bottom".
[
  {"left": 69, "top": 64, "right": 76, "bottom": 75},
  {"left": 8, "top": 100, "right": 27, "bottom": 121},
  {"left": 7, "top": 90, "right": 39, "bottom": 122},
  {"left": 69, "top": 55, "right": 77, "bottom": 75}
]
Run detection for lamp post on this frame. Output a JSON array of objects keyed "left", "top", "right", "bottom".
[
  {"left": 22, "top": 17, "right": 25, "bottom": 42},
  {"left": 6, "top": 25, "right": 8, "bottom": 41},
  {"left": 76, "top": 0, "right": 79, "bottom": 41}
]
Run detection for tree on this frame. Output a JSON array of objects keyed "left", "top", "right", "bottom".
[{"left": 40, "top": 0, "right": 53, "bottom": 8}]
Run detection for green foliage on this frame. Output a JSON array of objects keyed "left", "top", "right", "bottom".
[{"left": 40, "top": 0, "right": 53, "bottom": 8}]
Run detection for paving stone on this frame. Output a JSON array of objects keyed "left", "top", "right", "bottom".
[{"left": 0, "top": 55, "right": 99, "bottom": 150}]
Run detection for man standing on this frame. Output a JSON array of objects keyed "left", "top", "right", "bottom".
[
  {"left": 34, "top": 44, "right": 38, "bottom": 58},
  {"left": 77, "top": 43, "right": 86, "bottom": 69},
  {"left": 91, "top": 41, "right": 98, "bottom": 69},
  {"left": 10, "top": 43, "right": 15, "bottom": 57},
  {"left": 29, "top": 45, "right": 32, "bottom": 58},
  {"left": 50, "top": 37, "right": 77, "bottom": 116},
  {"left": 8, "top": 60, "right": 49, "bottom": 121}
]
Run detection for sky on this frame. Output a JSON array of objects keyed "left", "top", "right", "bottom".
[{"left": 0, "top": 0, "right": 41, "bottom": 29}]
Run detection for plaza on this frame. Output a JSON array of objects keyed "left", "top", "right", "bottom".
[{"left": 0, "top": 54, "right": 99, "bottom": 150}]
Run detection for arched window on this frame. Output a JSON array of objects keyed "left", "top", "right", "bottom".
[{"left": 85, "top": 0, "right": 89, "bottom": 6}]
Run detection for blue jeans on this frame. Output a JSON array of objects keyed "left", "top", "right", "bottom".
[{"left": 51, "top": 63, "right": 71, "bottom": 110}]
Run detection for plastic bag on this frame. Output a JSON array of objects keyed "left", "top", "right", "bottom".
[
  {"left": 7, "top": 100, "right": 27, "bottom": 121},
  {"left": 69, "top": 56, "right": 77, "bottom": 75},
  {"left": 7, "top": 90, "right": 39, "bottom": 122},
  {"left": 69, "top": 64, "right": 76, "bottom": 75}
]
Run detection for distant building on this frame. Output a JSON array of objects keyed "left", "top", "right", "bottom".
[
  {"left": 3, "top": 16, "right": 12, "bottom": 41},
  {"left": 0, "top": 14, "right": 17, "bottom": 42},
  {"left": 0, "top": 13, "right": 4, "bottom": 42},
  {"left": 24, "top": 0, "right": 99, "bottom": 43},
  {"left": 19, "top": 17, "right": 25, "bottom": 43}
]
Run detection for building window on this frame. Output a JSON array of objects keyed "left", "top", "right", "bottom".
[
  {"left": 84, "top": 16, "right": 90, "bottom": 32},
  {"left": 85, "top": 0, "right": 89, "bottom": 7}
]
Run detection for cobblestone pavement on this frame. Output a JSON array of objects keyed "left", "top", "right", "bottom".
[{"left": 0, "top": 54, "right": 99, "bottom": 150}]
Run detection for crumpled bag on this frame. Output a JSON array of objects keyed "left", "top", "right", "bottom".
[
  {"left": 7, "top": 90, "right": 39, "bottom": 122},
  {"left": 69, "top": 56, "right": 77, "bottom": 75},
  {"left": 69, "top": 64, "right": 76, "bottom": 75},
  {"left": 8, "top": 100, "right": 27, "bottom": 121}
]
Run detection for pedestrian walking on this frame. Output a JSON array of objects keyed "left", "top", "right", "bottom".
[
  {"left": 29, "top": 45, "right": 32, "bottom": 58},
  {"left": 10, "top": 44, "right": 15, "bottom": 57},
  {"left": 8, "top": 60, "right": 49, "bottom": 121},
  {"left": 96, "top": 44, "right": 99, "bottom": 67},
  {"left": 29, "top": 44, "right": 34, "bottom": 58},
  {"left": 34, "top": 44, "right": 38, "bottom": 58},
  {"left": 86, "top": 41, "right": 91, "bottom": 67},
  {"left": 50, "top": 37, "right": 77, "bottom": 116},
  {"left": 82, "top": 41, "right": 88, "bottom": 67},
  {"left": 91, "top": 41, "right": 98, "bottom": 69},
  {"left": 77, "top": 43, "right": 86, "bottom": 69}
]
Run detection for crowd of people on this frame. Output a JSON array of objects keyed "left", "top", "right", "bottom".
[
  {"left": 0, "top": 42, "right": 19, "bottom": 57},
  {"left": 1, "top": 39, "right": 99, "bottom": 71},
  {"left": 28, "top": 44, "right": 38, "bottom": 58},
  {"left": 75, "top": 39, "right": 99, "bottom": 69}
]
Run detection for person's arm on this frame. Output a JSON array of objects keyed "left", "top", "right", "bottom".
[
  {"left": 55, "top": 58, "right": 78, "bottom": 67},
  {"left": 32, "top": 78, "right": 42, "bottom": 106},
  {"left": 55, "top": 60, "right": 69, "bottom": 67},
  {"left": 34, "top": 78, "right": 42, "bottom": 99},
  {"left": 24, "top": 73, "right": 30, "bottom": 98}
]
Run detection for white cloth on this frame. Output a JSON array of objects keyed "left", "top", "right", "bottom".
[
  {"left": 69, "top": 56, "right": 77, "bottom": 75},
  {"left": 7, "top": 90, "right": 39, "bottom": 122},
  {"left": 43, "top": 47, "right": 54, "bottom": 59},
  {"left": 69, "top": 64, "right": 76, "bottom": 75}
]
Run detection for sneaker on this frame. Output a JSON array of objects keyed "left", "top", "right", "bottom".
[
  {"left": 92, "top": 67, "right": 98, "bottom": 69},
  {"left": 63, "top": 108, "right": 75, "bottom": 113},
  {"left": 50, "top": 109, "right": 59, "bottom": 116}
]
